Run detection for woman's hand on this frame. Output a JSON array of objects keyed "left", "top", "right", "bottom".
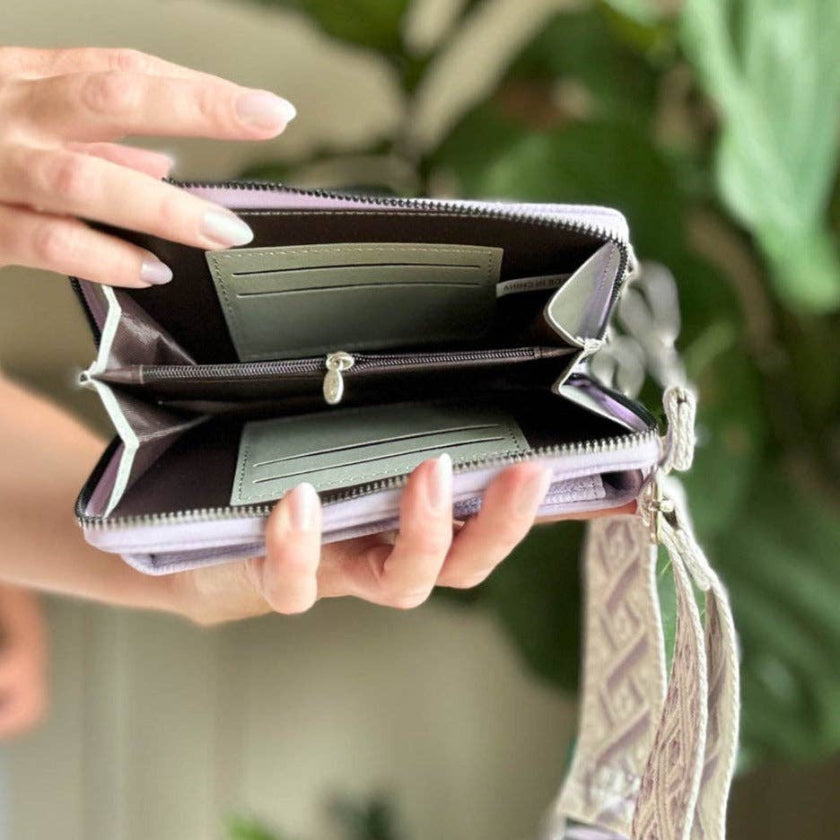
[
  {"left": 172, "top": 459, "right": 557, "bottom": 623},
  {"left": 1, "top": 371, "right": 631, "bottom": 627},
  {"left": 0, "top": 46, "right": 295, "bottom": 287}
]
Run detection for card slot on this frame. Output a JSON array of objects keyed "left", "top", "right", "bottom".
[
  {"left": 231, "top": 261, "right": 485, "bottom": 277},
  {"left": 254, "top": 436, "right": 507, "bottom": 484},
  {"left": 235, "top": 280, "right": 484, "bottom": 297},
  {"left": 252, "top": 422, "right": 502, "bottom": 467},
  {"left": 231, "top": 402, "right": 532, "bottom": 503},
  {"left": 208, "top": 242, "right": 503, "bottom": 360}
]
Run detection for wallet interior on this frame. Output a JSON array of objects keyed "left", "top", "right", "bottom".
[{"left": 76, "top": 203, "right": 653, "bottom": 523}]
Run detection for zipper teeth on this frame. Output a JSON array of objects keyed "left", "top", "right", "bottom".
[
  {"left": 172, "top": 179, "right": 627, "bottom": 247},
  {"left": 78, "top": 428, "right": 658, "bottom": 531},
  {"left": 170, "top": 180, "right": 630, "bottom": 313},
  {"left": 140, "top": 347, "right": 556, "bottom": 381}
]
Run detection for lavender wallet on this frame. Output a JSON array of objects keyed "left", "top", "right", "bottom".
[{"left": 72, "top": 182, "right": 660, "bottom": 575}]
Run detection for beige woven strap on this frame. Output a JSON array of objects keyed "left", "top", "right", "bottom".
[
  {"left": 552, "top": 515, "right": 667, "bottom": 835},
  {"left": 548, "top": 389, "right": 740, "bottom": 840}
]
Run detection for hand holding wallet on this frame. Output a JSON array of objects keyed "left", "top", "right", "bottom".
[{"left": 72, "top": 183, "right": 658, "bottom": 574}]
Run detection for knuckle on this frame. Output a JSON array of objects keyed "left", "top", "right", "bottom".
[
  {"left": 194, "top": 82, "right": 225, "bottom": 127},
  {"left": 108, "top": 48, "right": 150, "bottom": 75},
  {"left": 31, "top": 221, "right": 81, "bottom": 265},
  {"left": 81, "top": 71, "right": 139, "bottom": 115},
  {"left": 41, "top": 154, "right": 97, "bottom": 203}
]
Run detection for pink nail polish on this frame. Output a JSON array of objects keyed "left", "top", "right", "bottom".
[
  {"left": 287, "top": 483, "right": 318, "bottom": 531},
  {"left": 139, "top": 256, "right": 172, "bottom": 285},
  {"left": 236, "top": 91, "right": 297, "bottom": 131},
  {"left": 427, "top": 453, "right": 452, "bottom": 511}
]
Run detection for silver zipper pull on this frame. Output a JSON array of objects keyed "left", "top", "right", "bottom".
[{"left": 323, "top": 351, "right": 355, "bottom": 405}]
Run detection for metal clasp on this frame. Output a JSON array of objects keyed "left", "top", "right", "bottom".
[{"left": 643, "top": 474, "right": 676, "bottom": 545}]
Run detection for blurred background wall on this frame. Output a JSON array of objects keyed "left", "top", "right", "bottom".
[{"left": 2, "top": 0, "right": 840, "bottom": 839}]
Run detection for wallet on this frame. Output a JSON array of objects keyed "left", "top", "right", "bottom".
[{"left": 72, "top": 182, "right": 661, "bottom": 575}]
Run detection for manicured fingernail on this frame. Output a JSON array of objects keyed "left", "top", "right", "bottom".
[
  {"left": 139, "top": 256, "right": 172, "bottom": 285},
  {"left": 200, "top": 209, "right": 254, "bottom": 247},
  {"left": 427, "top": 453, "right": 452, "bottom": 511},
  {"left": 287, "top": 482, "right": 318, "bottom": 531},
  {"left": 516, "top": 468, "right": 551, "bottom": 516},
  {"left": 236, "top": 90, "right": 297, "bottom": 131}
]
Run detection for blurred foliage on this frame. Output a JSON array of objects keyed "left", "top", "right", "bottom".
[
  {"left": 681, "top": 0, "right": 840, "bottom": 311},
  {"left": 227, "top": 794, "right": 403, "bottom": 840},
  {"left": 234, "top": 0, "right": 840, "bottom": 766}
]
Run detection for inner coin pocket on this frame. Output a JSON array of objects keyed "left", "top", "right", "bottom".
[
  {"left": 207, "top": 242, "right": 503, "bottom": 361},
  {"left": 231, "top": 402, "right": 529, "bottom": 504}
]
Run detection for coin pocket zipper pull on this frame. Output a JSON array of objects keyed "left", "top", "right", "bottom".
[{"left": 323, "top": 351, "right": 355, "bottom": 405}]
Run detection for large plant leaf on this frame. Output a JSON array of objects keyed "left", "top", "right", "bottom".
[
  {"left": 508, "top": 7, "right": 660, "bottom": 127},
  {"left": 711, "top": 464, "right": 840, "bottom": 763},
  {"left": 680, "top": 0, "right": 840, "bottom": 311}
]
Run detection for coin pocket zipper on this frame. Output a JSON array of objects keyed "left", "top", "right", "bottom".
[{"left": 94, "top": 346, "right": 574, "bottom": 407}]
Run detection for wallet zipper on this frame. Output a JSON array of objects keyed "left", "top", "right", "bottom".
[
  {"left": 135, "top": 346, "right": 568, "bottom": 406},
  {"left": 77, "top": 427, "right": 658, "bottom": 532}
]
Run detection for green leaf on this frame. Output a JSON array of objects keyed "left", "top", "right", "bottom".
[
  {"left": 711, "top": 464, "right": 840, "bottom": 762},
  {"left": 245, "top": 0, "right": 410, "bottom": 54},
  {"left": 443, "top": 120, "right": 686, "bottom": 262},
  {"left": 226, "top": 815, "right": 285, "bottom": 840},
  {"left": 329, "top": 794, "right": 404, "bottom": 840},
  {"left": 682, "top": 334, "right": 768, "bottom": 537},
  {"left": 508, "top": 8, "right": 660, "bottom": 128},
  {"left": 680, "top": 0, "right": 840, "bottom": 311}
]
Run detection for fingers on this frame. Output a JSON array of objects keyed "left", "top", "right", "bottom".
[
  {"left": 374, "top": 454, "right": 454, "bottom": 608},
  {"left": 260, "top": 483, "right": 323, "bottom": 615},
  {"left": 317, "top": 456, "right": 455, "bottom": 609},
  {"left": 0, "top": 145, "right": 255, "bottom": 250},
  {"left": 4, "top": 72, "right": 296, "bottom": 143},
  {"left": 0, "top": 202, "right": 174, "bottom": 288},
  {"left": 0, "top": 46, "right": 224, "bottom": 83},
  {"left": 437, "top": 463, "right": 552, "bottom": 589},
  {"left": 67, "top": 142, "right": 175, "bottom": 179}
]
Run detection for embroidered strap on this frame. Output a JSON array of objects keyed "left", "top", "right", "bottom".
[
  {"left": 548, "top": 388, "right": 740, "bottom": 840},
  {"left": 552, "top": 515, "right": 667, "bottom": 834}
]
